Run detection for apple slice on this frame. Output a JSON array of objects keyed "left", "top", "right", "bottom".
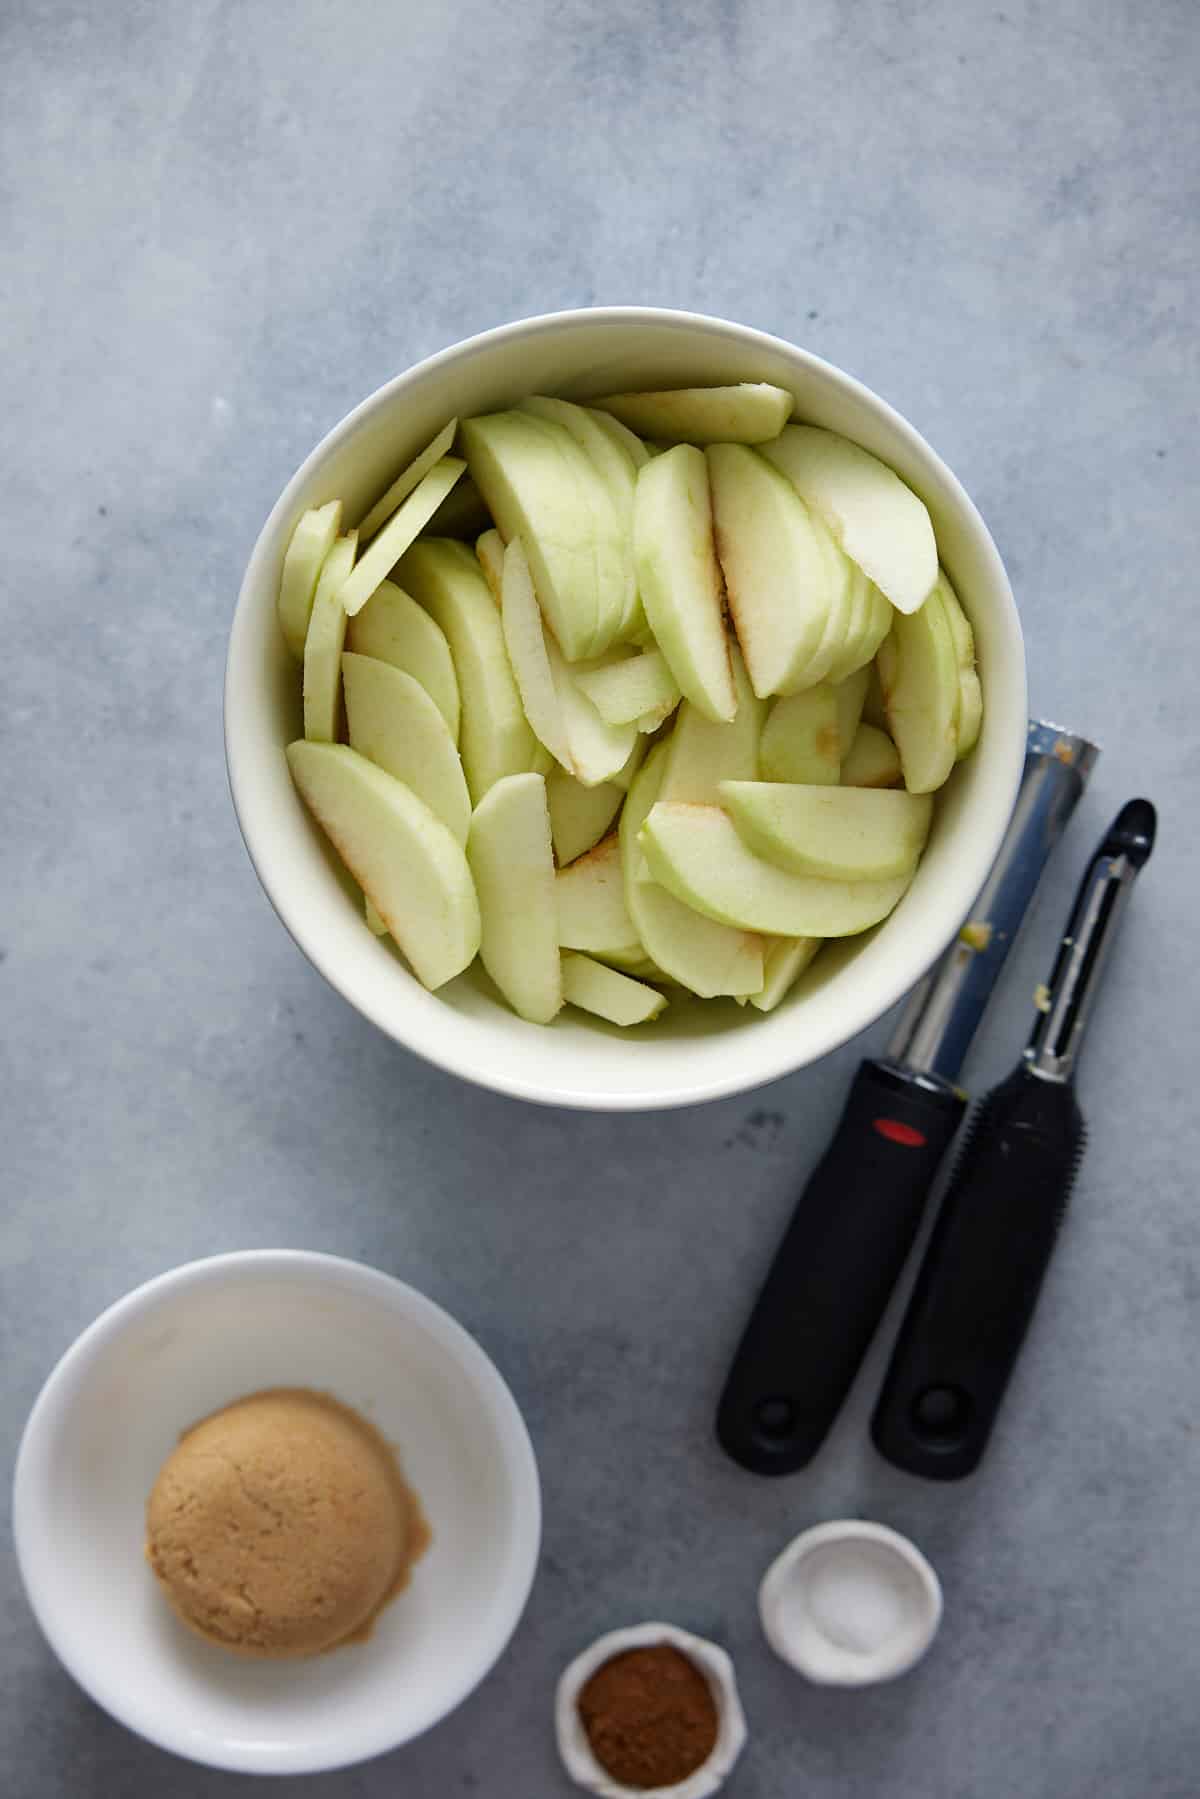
[
  {"left": 342, "top": 653, "right": 471, "bottom": 845},
  {"left": 842, "top": 723, "right": 903, "bottom": 788},
  {"left": 337, "top": 458, "right": 466, "bottom": 618},
  {"left": 719, "top": 781, "right": 932, "bottom": 880},
  {"left": 396, "top": 538, "right": 535, "bottom": 802},
  {"left": 793, "top": 511, "right": 858, "bottom": 688},
  {"left": 278, "top": 500, "right": 343, "bottom": 661},
  {"left": 356, "top": 419, "right": 458, "bottom": 544},
  {"left": 345, "top": 578, "right": 460, "bottom": 743},
  {"left": 592, "top": 382, "right": 794, "bottom": 444},
  {"left": 708, "top": 444, "right": 834, "bottom": 698},
  {"left": 560, "top": 953, "right": 667, "bottom": 1026},
  {"left": 621, "top": 746, "right": 763, "bottom": 998},
  {"left": 759, "top": 686, "right": 841, "bottom": 785},
  {"left": 831, "top": 665, "right": 872, "bottom": 756},
  {"left": 574, "top": 649, "right": 680, "bottom": 726},
  {"left": 937, "top": 571, "right": 983, "bottom": 758},
  {"left": 861, "top": 662, "right": 888, "bottom": 732},
  {"left": 639, "top": 802, "right": 913, "bottom": 935},
  {"left": 749, "top": 937, "right": 822, "bottom": 1013},
  {"left": 584, "top": 406, "right": 651, "bottom": 469},
  {"left": 365, "top": 895, "right": 388, "bottom": 936},
  {"left": 877, "top": 585, "right": 960, "bottom": 793},
  {"left": 286, "top": 741, "right": 479, "bottom": 989},
  {"left": 858, "top": 583, "right": 896, "bottom": 671},
  {"left": 500, "top": 537, "right": 573, "bottom": 770},
  {"left": 515, "top": 407, "right": 638, "bottom": 645},
  {"left": 303, "top": 531, "right": 358, "bottom": 743},
  {"left": 660, "top": 645, "right": 763, "bottom": 803},
  {"left": 548, "top": 636, "right": 639, "bottom": 786},
  {"left": 556, "top": 834, "right": 639, "bottom": 957},
  {"left": 759, "top": 425, "right": 937, "bottom": 615},
  {"left": 822, "top": 563, "right": 870, "bottom": 686},
  {"left": 465, "top": 772, "right": 561, "bottom": 1023},
  {"left": 609, "top": 737, "right": 648, "bottom": 792},
  {"left": 475, "top": 528, "right": 505, "bottom": 604},
  {"left": 518, "top": 396, "right": 637, "bottom": 516},
  {"left": 633, "top": 444, "right": 737, "bottom": 723},
  {"left": 547, "top": 766, "right": 625, "bottom": 865}
]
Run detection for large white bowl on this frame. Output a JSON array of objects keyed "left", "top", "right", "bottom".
[
  {"left": 13, "top": 1251, "right": 541, "bottom": 1775},
  {"left": 226, "top": 307, "right": 1026, "bottom": 1110}
]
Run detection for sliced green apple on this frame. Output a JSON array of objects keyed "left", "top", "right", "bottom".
[
  {"left": 286, "top": 741, "right": 479, "bottom": 989},
  {"left": 758, "top": 686, "right": 841, "bottom": 785},
  {"left": 750, "top": 937, "right": 822, "bottom": 1012},
  {"left": 303, "top": 531, "right": 357, "bottom": 743},
  {"left": 356, "top": 419, "right": 458, "bottom": 544},
  {"left": 639, "top": 801, "right": 913, "bottom": 935},
  {"left": 342, "top": 652, "right": 470, "bottom": 845},
  {"left": 795, "top": 512, "right": 857, "bottom": 687},
  {"left": 877, "top": 585, "right": 960, "bottom": 793},
  {"left": 556, "top": 834, "right": 639, "bottom": 957},
  {"left": 719, "top": 781, "right": 932, "bottom": 880},
  {"left": 708, "top": 444, "right": 834, "bottom": 698},
  {"left": 841, "top": 722, "right": 903, "bottom": 788},
  {"left": 831, "top": 665, "right": 872, "bottom": 756},
  {"left": 546, "top": 766, "right": 625, "bottom": 865},
  {"left": 858, "top": 584, "right": 896, "bottom": 671},
  {"left": 518, "top": 396, "right": 637, "bottom": 516},
  {"left": 548, "top": 634, "right": 639, "bottom": 786},
  {"left": 475, "top": 528, "right": 505, "bottom": 605},
  {"left": 337, "top": 458, "right": 466, "bottom": 617},
  {"left": 620, "top": 746, "right": 763, "bottom": 998},
  {"left": 660, "top": 645, "right": 763, "bottom": 803},
  {"left": 560, "top": 953, "right": 667, "bottom": 1026},
  {"left": 584, "top": 405, "right": 651, "bottom": 468},
  {"left": 633, "top": 444, "right": 737, "bottom": 723},
  {"left": 396, "top": 538, "right": 535, "bottom": 802},
  {"left": 345, "top": 578, "right": 460, "bottom": 743},
  {"left": 365, "top": 894, "right": 388, "bottom": 936},
  {"left": 608, "top": 736, "right": 648, "bottom": 792},
  {"left": 278, "top": 499, "right": 343, "bottom": 661},
  {"left": 593, "top": 382, "right": 794, "bottom": 444},
  {"left": 861, "top": 662, "right": 888, "bottom": 731},
  {"left": 574, "top": 649, "right": 680, "bottom": 726},
  {"left": 937, "top": 570, "right": 983, "bottom": 758},
  {"left": 823, "top": 563, "right": 871, "bottom": 685},
  {"left": 467, "top": 772, "right": 561, "bottom": 1023},
  {"left": 500, "top": 537, "right": 573, "bottom": 770},
  {"left": 759, "top": 425, "right": 937, "bottom": 616}
]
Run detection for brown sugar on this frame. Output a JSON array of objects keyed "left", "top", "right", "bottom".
[
  {"left": 578, "top": 1642, "right": 719, "bottom": 1790},
  {"left": 145, "top": 1387, "right": 428, "bottom": 1658}
]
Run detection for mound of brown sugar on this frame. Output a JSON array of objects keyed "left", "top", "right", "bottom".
[{"left": 145, "top": 1387, "right": 427, "bottom": 1658}]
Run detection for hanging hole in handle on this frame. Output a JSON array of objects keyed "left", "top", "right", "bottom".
[
  {"left": 753, "top": 1396, "right": 799, "bottom": 1444},
  {"left": 910, "top": 1384, "right": 973, "bottom": 1448}
]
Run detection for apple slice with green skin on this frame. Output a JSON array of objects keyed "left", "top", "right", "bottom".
[
  {"left": 719, "top": 781, "right": 932, "bottom": 881},
  {"left": 574, "top": 649, "right": 680, "bottom": 726},
  {"left": 547, "top": 766, "right": 625, "bottom": 865},
  {"left": 342, "top": 653, "right": 471, "bottom": 845},
  {"left": 749, "top": 936, "right": 822, "bottom": 1012},
  {"left": 660, "top": 645, "right": 763, "bottom": 803},
  {"left": 356, "top": 419, "right": 457, "bottom": 544},
  {"left": 842, "top": 722, "right": 903, "bottom": 788},
  {"left": 278, "top": 500, "right": 343, "bottom": 661},
  {"left": 639, "top": 801, "right": 913, "bottom": 936},
  {"left": 858, "top": 584, "right": 896, "bottom": 670},
  {"left": 475, "top": 528, "right": 504, "bottom": 605},
  {"left": 708, "top": 444, "right": 834, "bottom": 699},
  {"left": 365, "top": 895, "right": 387, "bottom": 936},
  {"left": 759, "top": 686, "right": 840, "bottom": 785},
  {"left": 593, "top": 382, "right": 794, "bottom": 444},
  {"left": 608, "top": 737, "right": 648, "bottom": 792},
  {"left": 500, "top": 537, "right": 573, "bottom": 771},
  {"left": 303, "top": 531, "right": 358, "bottom": 743},
  {"left": 548, "top": 636, "right": 639, "bottom": 786},
  {"left": 822, "top": 563, "right": 870, "bottom": 685},
  {"left": 759, "top": 425, "right": 937, "bottom": 616},
  {"left": 877, "top": 584, "right": 960, "bottom": 793},
  {"left": 287, "top": 741, "right": 479, "bottom": 989},
  {"left": 518, "top": 396, "right": 637, "bottom": 516},
  {"left": 633, "top": 444, "right": 737, "bottom": 723},
  {"left": 792, "top": 511, "right": 858, "bottom": 689},
  {"left": 515, "top": 407, "right": 638, "bottom": 645},
  {"left": 467, "top": 772, "right": 561, "bottom": 1024},
  {"left": 556, "top": 834, "right": 639, "bottom": 957},
  {"left": 345, "top": 579, "right": 460, "bottom": 743},
  {"left": 584, "top": 406, "right": 651, "bottom": 469},
  {"left": 397, "top": 538, "right": 535, "bottom": 803},
  {"left": 337, "top": 458, "right": 466, "bottom": 618},
  {"left": 937, "top": 571, "right": 983, "bottom": 758},
  {"left": 560, "top": 953, "right": 667, "bottom": 1026},
  {"left": 831, "top": 665, "right": 872, "bottom": 756},
  {"left": 621, "top": 745, "right": 764, "bottom": 998}
]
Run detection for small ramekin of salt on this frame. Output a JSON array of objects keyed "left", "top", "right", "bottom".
[{"left": 758, "top": 1521, "right": 942, "bottom": 1687}]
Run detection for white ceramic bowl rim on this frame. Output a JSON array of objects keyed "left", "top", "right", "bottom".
[
  {"left": 13, "top": 1249, "right": 542, "bottom": 1774},
  {"left": 226, "top": 305, "right": 1027, "bottom": 1110}
]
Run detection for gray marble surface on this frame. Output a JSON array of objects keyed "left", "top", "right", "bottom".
[{"left": 3, "top": 1, "right": 1198, "bottom": 1794}]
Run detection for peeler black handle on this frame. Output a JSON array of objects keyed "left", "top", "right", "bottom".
[
  {"left": 716, "top": 1058, "right": 966, "bottom": 1474},
  {"left": 871, "top": 1064, "right": 1085, "bottom": 1480}
]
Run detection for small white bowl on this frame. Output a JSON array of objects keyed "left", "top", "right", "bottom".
[
  {"left": 225, "top": 306, "right": 1027, "bottom": 1111},
  {"left": 758, "top": 1521, "right": 942, "bottom": 1687},
  {"left": 13, "top": 1250, "right": 541, "bottom": 1775},
  {"left": 556, "top": 1622, "right": 747, "bottom": 1799}
]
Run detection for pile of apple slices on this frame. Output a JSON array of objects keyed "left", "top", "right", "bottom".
[{"left": 278, "top": 380, "right": 981, "bottom": 1028}]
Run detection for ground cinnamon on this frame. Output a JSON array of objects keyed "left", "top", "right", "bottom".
[{"left": 577, "top": 1643, "right": 719, "bottom": 1790}]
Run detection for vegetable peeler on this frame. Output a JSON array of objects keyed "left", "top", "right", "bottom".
[
  {"left": 716, "top": 720, "right": 1099, "bottom": 1475},
  {"left": 871, "top": 797, "right": 1156, "bottom": 1478}
]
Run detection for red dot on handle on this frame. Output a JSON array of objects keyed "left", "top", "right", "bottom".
[{"left": 873, "top": 1117, "right": 927, "bottom": 1148}]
